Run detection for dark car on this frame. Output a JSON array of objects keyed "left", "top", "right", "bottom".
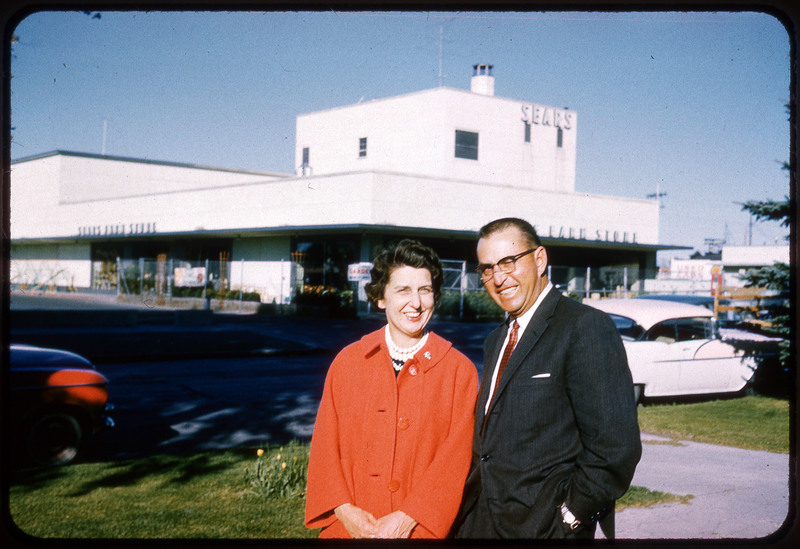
[{"left": 7, "top": 344, "right": 114, "bottom": 466}]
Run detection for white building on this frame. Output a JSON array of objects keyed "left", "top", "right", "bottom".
[
  {"left": 10, "top": 64, "right": 668, "bottom": 303},
  {"left": 642, "top": 245, "right": 789, "bottom": 295},
  {"left": 296, "top": 64, "right": 576, "bottom": 193},
  {"left": 722, "top": 245, "right": 790, "bottom": 286}
]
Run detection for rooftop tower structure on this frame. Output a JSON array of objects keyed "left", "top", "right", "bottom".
[{"left": 471, "top": 63, "right": 495, "bottom": 96}]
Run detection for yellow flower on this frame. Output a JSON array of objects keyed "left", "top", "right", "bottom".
[
  {"left": 276, "top": 454, "right": 281, "bottom": 460},
  {"left": 282, "top": 462, "right": 287, "bottom": 469},
  {"left": 256, "top": 449, "right": 264, "bottom": 457}
]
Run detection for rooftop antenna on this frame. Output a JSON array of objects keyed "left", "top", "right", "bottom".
[
  {"left": 101, "top": 119, "right": 107, "bottom": 155},
  {"left": 438, "top": 26, "right": 443, "bottom": 87}
]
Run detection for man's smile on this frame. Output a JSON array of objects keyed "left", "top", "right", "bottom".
[{"left": 497, "top": 285, "right": 518, "bottom": 297}]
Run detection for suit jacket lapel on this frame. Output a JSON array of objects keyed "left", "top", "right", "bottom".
[{"left": 486, "top": 290, "right": 561, "bottom": 416}]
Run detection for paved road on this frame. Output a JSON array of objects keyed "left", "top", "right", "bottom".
[{"left": 6, "top": 291, "right": 795, "bottom": 541}]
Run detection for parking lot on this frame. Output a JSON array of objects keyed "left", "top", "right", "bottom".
[{"left": 7, "top": 291, "right": 794, "bottom": 540}]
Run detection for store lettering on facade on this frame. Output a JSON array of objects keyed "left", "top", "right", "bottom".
[
  {"left": 538, "top": 225, "right": 638, "bottom": 244},
  {"left": 521, "top": 104, "right": 574, "bottom": 130},
  {"left": 78, "top": 222, "right": 157, "bottom": 237}
]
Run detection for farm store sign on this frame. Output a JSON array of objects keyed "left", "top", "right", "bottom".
[
  {"left": 78, "top": 222, "right": 157, "bottom": 237},
  {"left": 537, "top": 225, "right": 638, "bottom": 244}
]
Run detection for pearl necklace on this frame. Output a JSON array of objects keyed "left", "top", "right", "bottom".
[{"left": 385, "top": 326, "right": 429, "bottom": 370}]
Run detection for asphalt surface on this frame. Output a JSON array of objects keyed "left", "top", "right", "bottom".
[{"left": 6, "top": 291, "right": 796, "bottom": 542}]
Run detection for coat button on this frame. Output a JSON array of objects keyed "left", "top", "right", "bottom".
[
  {"left": 398, "top": 417, "right": 409, "bottom": 430},
  {"left": 387, "top": 480, "right": 400, "bottom": 492},
  {"left": 408, "top": 365, "right": 418, "bottom": 376},
  {"left": 480, "top": 454, "right": 491, "bottom": 461}
]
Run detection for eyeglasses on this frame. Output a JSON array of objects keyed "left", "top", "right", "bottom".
[{"left": 476, "top": 248, "right": 536, "bottom": 281}]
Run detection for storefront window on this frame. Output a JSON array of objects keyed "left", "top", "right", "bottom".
[{"left": 291, "top": 236, "right": 359, "bottom": 292}]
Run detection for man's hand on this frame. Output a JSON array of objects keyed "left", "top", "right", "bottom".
[
  {"left": 375, "top": 510, "right": 418, "bottom": 538},
  {"left": 334, "top": 503, "right": 379, "bottom": 539}
]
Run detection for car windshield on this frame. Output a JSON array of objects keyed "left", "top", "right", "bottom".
[
  {"left": 644, "top": 317, "right": 717, "bottom": 343},
  {"left": 607, "top": 314, "right": 645, "bottom": 340}
]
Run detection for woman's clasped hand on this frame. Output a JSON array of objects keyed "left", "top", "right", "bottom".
[{"left": 335, "top": 504, "right": 419, "bottom": 539}]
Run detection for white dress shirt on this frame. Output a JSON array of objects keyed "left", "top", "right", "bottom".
[{"left": 485, "top": 282, "right": 553, "bottom": 414}]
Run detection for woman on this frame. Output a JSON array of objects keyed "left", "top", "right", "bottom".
[{"left": 305, "top": 239, "right": 478, "bottom": 539}]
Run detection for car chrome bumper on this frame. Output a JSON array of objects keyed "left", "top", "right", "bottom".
[{"left": 104, "top": 403, "right": 115, "bottom": 429}]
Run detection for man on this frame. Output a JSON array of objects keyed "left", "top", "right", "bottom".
[{"left": 455, "top": 217, "right": 641, "bottom": 539}]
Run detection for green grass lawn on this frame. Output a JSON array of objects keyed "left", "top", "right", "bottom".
[
  {"left": 637, "top": 394, "right": 790, "bottom": 454},
  {"left": 7, "top": 395, "right": 790, "bottom": 539},
  {"left": 8, "top": 447, "right": 317, "bottom": 539}
]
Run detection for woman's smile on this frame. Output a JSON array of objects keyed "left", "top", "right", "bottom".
[{"left": 378, "top": 266, "right": 435, "bottom": 348}]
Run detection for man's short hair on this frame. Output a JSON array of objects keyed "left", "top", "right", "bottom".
[{"left": 478, "top": 217, "right": 542, "bottom": 248}]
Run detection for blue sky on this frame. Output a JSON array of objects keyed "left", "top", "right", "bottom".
[{"left": 9, "top": 9, "right": 792, "bottom": 257}]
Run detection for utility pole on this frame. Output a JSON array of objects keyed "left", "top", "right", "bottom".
[{"left": 646, "top": 183, "right": 667, "bottom": 209}]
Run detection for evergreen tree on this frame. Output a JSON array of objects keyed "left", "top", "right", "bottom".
[{"left": 738, "top": 193, "right": 791, "bottom": 364}]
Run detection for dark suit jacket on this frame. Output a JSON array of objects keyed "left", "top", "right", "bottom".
[{"left": 455, "top": 289, "right": 642, "bottom": 539}]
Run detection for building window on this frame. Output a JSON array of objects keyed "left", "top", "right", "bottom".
[
  {"left": 302, "top": 147, "right": 310, "bottom": 165},
  {"left": 557, "top": 128, "right": 563, "bottom": 148},
  {"left": 359, "top": 137, "right": 367, "bottom": 157},
  {"left": 524, "top": 122, "right": 531, "bottom": 143},
  {"left": 455, "top": 130, "right": 479, "bottom": 160}
]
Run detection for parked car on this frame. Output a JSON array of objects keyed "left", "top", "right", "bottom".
[
  {"left": 586, "top": 298, "right": 756, "bottom": 403},
  {"left": 635, "top": 294, "right": 716, "bottom": 309},
  {"left": 7, "top": 344, "right": 115, "bottom": 466},
  {"left": 635, "top": 294, "right": 742, "bottom": 326}
]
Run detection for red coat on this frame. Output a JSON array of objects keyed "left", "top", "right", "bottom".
[{"left": 305, "top": 328, "right": 478, "bottom": 538}]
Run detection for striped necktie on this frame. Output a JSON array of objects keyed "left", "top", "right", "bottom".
[
  {"left": 482, "top": 320, "right": 519, "bottom": 435},
  {"left": 492, "top": 319, "right": 519, "bottom": 397}
]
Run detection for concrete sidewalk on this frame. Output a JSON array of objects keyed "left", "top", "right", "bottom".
[{"left": 613, "top": 433, "right": 792, "bottom": 540}]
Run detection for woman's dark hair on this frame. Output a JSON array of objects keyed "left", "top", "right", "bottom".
[
  {"left": 478, "top": 217, "right": 542, "bottom": 248},
  {"left": 365, "top": 239, "right": 444, "bottom": 308}
]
